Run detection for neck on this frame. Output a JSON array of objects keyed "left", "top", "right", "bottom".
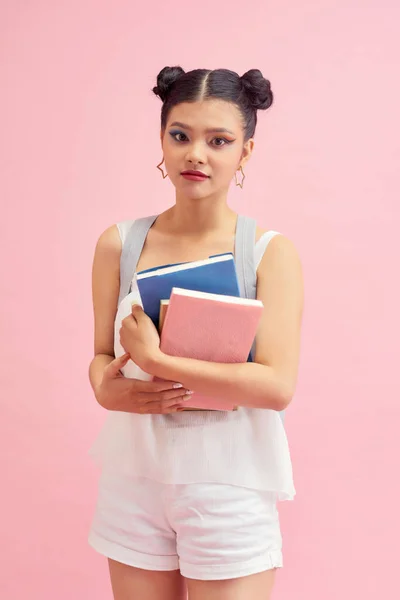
[{"left": 164, "top": 190, "right": 237, "bottom": 235}]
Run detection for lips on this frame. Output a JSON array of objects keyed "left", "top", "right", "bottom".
[
  {"left": 181, "top": 170, "right": 209, "bottom": 181},
  {"left": 182, "top": 171, "right": 208, "bottom": 179}
]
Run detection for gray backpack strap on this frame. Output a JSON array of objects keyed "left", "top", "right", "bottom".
[
  {"left": 235, "top": 214, "right": 285, "bottom": 422},
  {"left": 118, "top": 215, "right": 158, "bottom": 306},
  {"left": 235, "top": 215, "right": 257, "bottom": 362},
  {"left": 235, "top": 214, "right": 257, "bottom": 300}
]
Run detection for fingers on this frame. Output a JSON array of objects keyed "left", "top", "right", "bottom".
[
  {"left": 105, "top": 353, "right": 130, "bottom": 377},
  {"left": 159, "top": 394, "right": 193, "bottom": 411},
  {"left": 138, "top": 388, "right": 193, "bottom": 404},
  {"left": 162, "top": 389, "right": 193, "bottom": 403},
  {"left": 131, "top": 303, "right": 145, "bottom": 322},
  {"left": 139, "top": 380, "right": 186, "bottom": 393},
  {"left": 139, "top": 397, "right": 191, "bottom": 414},
  {"left": 135, "top": 388, "right": 194, "bottom": 414}
]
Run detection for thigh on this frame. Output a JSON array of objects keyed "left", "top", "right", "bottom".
[
  {"left": 186, "top": 569, "right": 276, "bottom": 600},
  {"left": 109, "top": 559, "right": 187, "bottom": 600}
]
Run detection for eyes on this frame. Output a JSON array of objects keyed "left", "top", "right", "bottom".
[{"left": 169, "top": 130, "right": 234, "bottom": 148}]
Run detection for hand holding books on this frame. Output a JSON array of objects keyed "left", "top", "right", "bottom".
[{"left": 135, "top": 254, "right": 264, "bottom": 411}]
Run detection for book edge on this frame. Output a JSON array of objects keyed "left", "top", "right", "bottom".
[
  {"left": 137, "top": 253, "right": 234, "bottom": 280},
  {"left": 171, "top": 287, "right": 263, "bottom": 307}
]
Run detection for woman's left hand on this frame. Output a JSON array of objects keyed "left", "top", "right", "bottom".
[{"left": 119, "top": 304, "right": 162, "bottom": 372}]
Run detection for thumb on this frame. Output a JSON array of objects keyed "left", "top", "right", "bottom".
[
  {"left": 131, "top": 303, "right": 145, "bottom": 321},
  {"left": 106, "top": 353, "right": 130, "bottom": 378}
]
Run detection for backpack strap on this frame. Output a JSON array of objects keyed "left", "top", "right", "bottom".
[
  {"left": 234, "top": 214, "right": 257, "bottom": 300},
  {"left": 118, "top": 215, "right": 158, "bottom": 306},
  {"left": 235, "top": 215, "right": 257, "bottom": 362}
]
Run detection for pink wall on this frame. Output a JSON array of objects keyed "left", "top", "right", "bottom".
[{"left": 1, "top": 1, "right": 399, "bottom": 598}]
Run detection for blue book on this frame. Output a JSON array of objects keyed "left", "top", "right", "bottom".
[{"left": 136, "top": 253, "right": 240, "bottom": 329}]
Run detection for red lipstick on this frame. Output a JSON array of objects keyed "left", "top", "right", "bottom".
[{"left": 181, "top": 170, "right": 209, "bottom": 182}]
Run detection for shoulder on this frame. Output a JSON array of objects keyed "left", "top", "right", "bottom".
[
  {"left": 256, "top": 225, "right": 301, "bottom": 267},
  {"left": 95, "top": 224, "right": 122, "bottom": 255},
  {"left": 92, "top": 224, "right": 125, "bottom": 277},
  {"left": 256, "top": 229, "right": 303, "bottom": 308},
  {"left": 254, "top": 224, "right": 301, "bottom": 272},
  {"left": 94, "top": 218, "right": 136, "bottom": 252},
  {"left": 255, "top": 224, "right": 303, "bottom": 289}
]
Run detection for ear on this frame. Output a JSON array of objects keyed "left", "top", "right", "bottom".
[{"left": 239, "top": 138, "right": 255, "bottom": 168}]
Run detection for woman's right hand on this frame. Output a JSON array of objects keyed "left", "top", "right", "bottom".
[{"left": 95, "top": 353, "right": 192, "bottom": 414}]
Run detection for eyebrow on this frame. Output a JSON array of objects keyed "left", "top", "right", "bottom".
[{"left": 169, "top": 121, "right": 235, "bottom": 135}]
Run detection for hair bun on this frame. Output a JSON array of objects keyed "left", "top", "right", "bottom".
[
  {"left": 240, "top": 69, "right": 273, "bottom": 110},
  {"left": 153, "top": 66, "right": 185, "bottom": 102}
]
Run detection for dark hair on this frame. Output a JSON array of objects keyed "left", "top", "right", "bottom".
[{"left": 152, "top": 67, "right": 273, "bottom": 141}]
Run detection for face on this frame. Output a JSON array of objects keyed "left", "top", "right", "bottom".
[{"left": 161, "top": 99, "right": 254, "bottom": 201}]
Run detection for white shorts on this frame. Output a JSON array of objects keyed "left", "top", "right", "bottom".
[{"left": 88, "top": 472, "right": 283, "bottom": 581}]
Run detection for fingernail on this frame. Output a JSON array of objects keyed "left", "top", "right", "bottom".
[
  {"left": 173, "top": 383, "right": 183, "bottom": 389},
  {"left": 183, "top": 393, "right": 193, "bottom": 401}
]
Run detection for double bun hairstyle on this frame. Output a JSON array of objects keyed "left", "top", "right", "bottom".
[{"left": 153, "top": 67, "right": 274, "bottom": 141}]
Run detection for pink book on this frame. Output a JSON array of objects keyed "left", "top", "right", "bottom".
[{"left": 158, "top": 287, "right": 264, "bottom": 411}]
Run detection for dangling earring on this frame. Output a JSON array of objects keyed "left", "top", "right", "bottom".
[
  {"left": 235, "top": 166, "right": 245, "bottom": 188},
  {"left": 157, "top": 157, "right": 168, "bottom": 179}
]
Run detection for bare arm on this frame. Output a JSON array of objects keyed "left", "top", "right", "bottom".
[
  {"left": 89, "top": 354, "right": 116, "bottom": 397},
  {"left": 145, "top": 234, "right": 304, "bottom": 411},
  {"left": 89, "top": 224, "right": 190, "bottom": 413},
  {"left": 88, "top": 224, "right": 121, "bottom": 398}
]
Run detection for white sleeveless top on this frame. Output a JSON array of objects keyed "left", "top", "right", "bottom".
[{"left": 89, "top": 221, "right": 296, "bottom": 501}]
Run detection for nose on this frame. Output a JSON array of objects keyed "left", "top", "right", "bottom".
[{"left": 185, "top": 143, "right": 206, "bottom": 166}]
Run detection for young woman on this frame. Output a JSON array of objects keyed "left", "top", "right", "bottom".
[{"left": 88, "top": 66, "right": 304, "bottom": 600}]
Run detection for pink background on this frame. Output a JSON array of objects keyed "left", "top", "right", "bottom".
[{"left": 1, "top": 1, "right": 399, "bottom": 598}]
